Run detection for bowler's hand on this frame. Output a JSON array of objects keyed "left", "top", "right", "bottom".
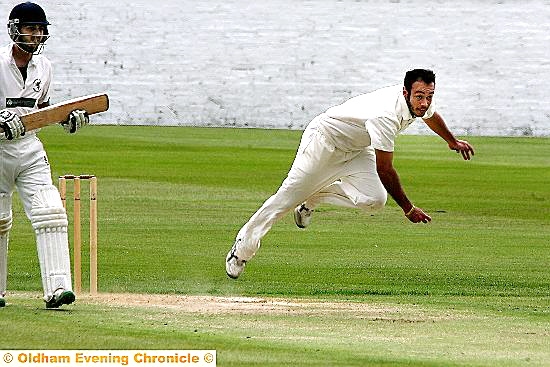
[
  {"left": 449, "top": 139, "right": 474, "bottom": 160},
  {"left": 405, "top": 206, "right": 432, "bottom": 224}
]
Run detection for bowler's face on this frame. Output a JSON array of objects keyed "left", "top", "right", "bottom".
[{"left": 404, "top": 81, "right": 435, "bottom": 117}]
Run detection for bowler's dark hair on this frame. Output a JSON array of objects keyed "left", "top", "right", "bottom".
[{"left": 404, "top": 69, "right": 436, "bottom": 95}]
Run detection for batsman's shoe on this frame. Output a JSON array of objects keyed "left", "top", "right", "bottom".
[
  {"left": 45, "top": 289, "right": 75, "bottom": 309},
  {"left": 294, "top": 203, "right": 313, "bottom": 228},
  {"left": 0, "top": 296, "right": 5, "bottom": 307},
  {"left": 226, "top": 241, "right": 246, "bottom": 279}
]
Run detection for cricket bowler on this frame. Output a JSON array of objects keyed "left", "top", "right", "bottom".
[{"left": 226, "top": 69, "right": 475, "bottom": 279}]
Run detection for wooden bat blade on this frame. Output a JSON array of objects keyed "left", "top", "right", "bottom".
[
  {"left": 22, "top": 93, "right": 109, "bottom": 131},
  {"left": 0, "top": 93, "right": 109, "bottom": 133}
]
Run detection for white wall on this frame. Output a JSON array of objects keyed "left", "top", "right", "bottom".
[{"left": 2, "top": 0, "right": 549, "bottom": 136}]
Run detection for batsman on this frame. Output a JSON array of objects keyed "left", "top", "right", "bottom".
[{"left": 0, "top": 2, "right": 91, "bottom": 308}]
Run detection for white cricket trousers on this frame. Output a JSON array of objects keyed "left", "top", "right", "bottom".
[
  {"left": 234, "top": 114, "right": 387, "bottom": 261},
  {"left": 1, "top": 134, "right": 53, "bottom": 297}
]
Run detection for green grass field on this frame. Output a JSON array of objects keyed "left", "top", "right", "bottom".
[{"left": 1, "top": 126, "right": 549, "bottom": 366}]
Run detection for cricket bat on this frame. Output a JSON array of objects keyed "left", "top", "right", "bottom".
[{"left": 0, "top": 93, "right": 109, "bottom": 133}]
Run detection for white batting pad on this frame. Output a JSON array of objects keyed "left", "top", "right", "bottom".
[
  {"left": 31, "top": 185, "right": 73, "bottom": 301},
  {"left": 0, "top": 193, "right": 12, "bottom": 296}
]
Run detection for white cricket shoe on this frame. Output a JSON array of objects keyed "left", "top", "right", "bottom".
[
  {"left": 226, "top": 240, "right": 246, "bottom": 279},
  {"left": 294, "top": 203, "right": 313, "bottom": 228}
]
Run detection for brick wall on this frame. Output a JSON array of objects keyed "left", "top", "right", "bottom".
[{"left": 2, "top": 0, "right": 549, "bottom": 136}]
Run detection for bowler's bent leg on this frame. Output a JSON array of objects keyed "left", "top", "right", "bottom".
[
  {"left": 304, "top": 147, "right": 387, "bottom": 212},
  {"left": 227, "top": 125, "right": 350, "bottom": 278}
]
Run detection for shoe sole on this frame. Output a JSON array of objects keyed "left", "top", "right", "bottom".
[
  {"left": 294, "top": 207, "right": 306, "bottom": 228},
  {"left": 226, "top": 271, "right": 239, "bottom": 279}
]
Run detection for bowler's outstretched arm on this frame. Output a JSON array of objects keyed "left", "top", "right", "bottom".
[{"left": 423, "top": 112, "right": 475, "bottom": 160}]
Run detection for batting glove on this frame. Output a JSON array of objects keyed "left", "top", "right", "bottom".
[
  {"left": 62, "top": 109, "right": 89, "bottom": 134},
  {"left": 0, "top": 109, "right": 24, "bottom": 140}
]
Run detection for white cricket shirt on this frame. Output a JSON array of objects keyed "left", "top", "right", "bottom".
[
  {"left": 320, "top": 84, "right": 435, "bottom": 152},
  {"left": 0, "top": 43, "right": 52, "bottom": 133}
]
